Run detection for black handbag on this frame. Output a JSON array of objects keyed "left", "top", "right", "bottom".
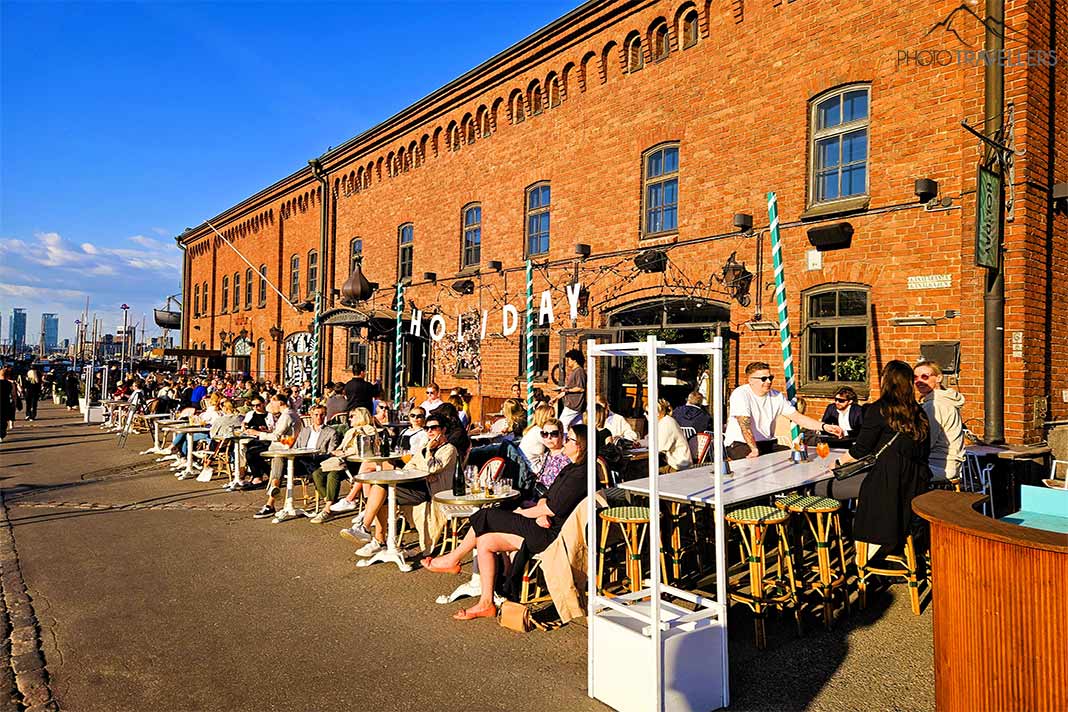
[{"left": 832, "top": 432, "right": 899, "bottom": 481}]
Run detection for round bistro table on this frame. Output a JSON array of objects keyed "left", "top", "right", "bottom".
[
  {"left": 431, "top": 488, "right": 520, "bottom": 604},
  {"left": 352, "top": 469, "right": 430, "bottom": 572}
]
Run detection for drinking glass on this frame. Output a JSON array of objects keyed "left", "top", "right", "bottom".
[{"left": 816, "top": 440, "right": 831, "bottom": 459}]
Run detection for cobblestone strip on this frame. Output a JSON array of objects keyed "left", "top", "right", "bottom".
[
  {"left": 0, "top": 491, "right": 58, "bottom": 712},
  {"left": 17, "top": 500, "right": 251, "bottom": 514}
]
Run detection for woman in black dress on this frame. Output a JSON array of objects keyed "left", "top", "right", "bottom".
[
  {"left": 21, "top": 369, "right": 42, "bottom": 421},
  {"left": 63, "top": 371, "right": 80, "bottom": 410},
  {"left": 423, "top": 424, "right": 590, "bottom": 620},
  {"left": 0, "top": 368, "right": 17, "bottom": 441},
  {"left": 819, "top": 360, "right": 932, "bottom": 559}
]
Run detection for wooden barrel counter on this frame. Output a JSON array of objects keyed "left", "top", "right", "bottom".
[{"left": 912, "top": 491, "right": 1068, "bottom": 712}]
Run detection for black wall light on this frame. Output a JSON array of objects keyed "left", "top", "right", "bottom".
[
  {"left": 634, "top": 249, "right": 668, "bottom": 273},
  {"left": 915, "top": 178, "right": 939, "bottom": 203},
  {"left": 574, "top": 243, "right": 591, "bottom": 258},
  {"left": 807, "top": 222, "right": 854, "bottom": 251},
  {"left": 486, "top": 260, "right": 503, "bottom": 272},
  {"left": 451, "top": 279, "right": 475, "bottom": 295},
  {"left": 422, "top": 272, "right": 437, "bottom": 283},
  {"left": 733, "top": 213, "right": 753, "bottom": 232}
]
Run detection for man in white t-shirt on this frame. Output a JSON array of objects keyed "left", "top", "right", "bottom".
[
  {"left": 724, "top": 361, "right": 843, "bottom": 460},
  {"left": 418, "top": 383, "right": 445, "bottom": 413}
]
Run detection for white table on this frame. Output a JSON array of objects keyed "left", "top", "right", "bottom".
[
  {"left": 619, "top": 448, "right": 847, "bottom": 507},
  {"left": 431, "top": 488, "right": 519, "bottom": 604},
  {"left": 223, "top": 433, "right": 258, "bottom": 486},
  {"left": 353, "top": 469, "right": 429, "bottom": 572},
  {"left": 265, "top": 448, "right": 320, "bottom": 523},
  {"left": 139, "top": 413, "right": 177, "bottom": 455},
  {"left": 172, "top": 426, "right": 211, "bottom": 479}
]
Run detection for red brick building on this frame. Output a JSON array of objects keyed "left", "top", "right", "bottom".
[{"left": 177, "top": 0, "right": 1066, "bottom": 443}]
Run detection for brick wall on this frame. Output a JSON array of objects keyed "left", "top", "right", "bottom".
[{"left": 180, "top": 0, "right": 1065, "bottom": 441}]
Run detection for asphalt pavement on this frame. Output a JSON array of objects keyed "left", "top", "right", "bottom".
[{"left": 0, "top": 402, "right": 934, "bottom": 711}]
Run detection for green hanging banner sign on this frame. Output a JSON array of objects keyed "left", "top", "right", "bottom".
[{"left": 975, "top": 164, "right": 1001, "bottom": 269}]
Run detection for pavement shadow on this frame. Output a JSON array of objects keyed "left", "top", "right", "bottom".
[
  {"left": 0, "top": 434, "right": 117, "bottom": 454},
  {"left": 5, "top": 488, "right": 242, "bottom": 529}
]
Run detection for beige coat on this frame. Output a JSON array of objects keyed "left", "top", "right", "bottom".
[
  {"left": 402, "top": 441, "right": 459, "bottom": 555},
  {"left": 535, "top": 492, "right": 607, "bottom": 624}
]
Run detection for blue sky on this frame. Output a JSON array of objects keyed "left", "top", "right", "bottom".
[{"left": 0, "top": 0, "right": 578, "bottom": 344}]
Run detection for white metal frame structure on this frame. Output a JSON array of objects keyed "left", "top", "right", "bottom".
[{"left": 586, "top": 336, "right": 730, "bottom": 712}]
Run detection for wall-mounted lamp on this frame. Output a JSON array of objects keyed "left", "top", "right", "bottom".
[
  {"left": 915, "top": 178, "right": 939, "bottom": 204},
  {"left": 268, "top": 326, "right": 283, "bottom": 341},
  {"left": 423, "top": 272, "right": 437, "bottom": 283},
  {"left": 746, "top": 320, "right": 779, "bottom": 332},
  {"left": 451, "top": 279, "right": 475, "bottom": 295},
  {"left": 634, "top": 249, "right": 668, "bottom": 273},
  {"left": 1053, "top": 183, "right": 1068, "bottom": 215},
  {"left": 296, "top": 300, "right": 315, "bottom": 313},
  {"left": 574, "top": 243, "right": 591, "bottom": 258},
  {"left": 889, "top": 310, "right": 958, "bottom": 327},
  {"left": 486, "top": 260, "right": 503, "bottom": 272},
  {"left": 733, "top": 213, "right": 753, "bottom": 232},
  {"left": 807, "top": 222, "right": 854, "bottom": 251}
]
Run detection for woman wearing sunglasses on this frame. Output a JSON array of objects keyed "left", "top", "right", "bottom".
[
  {"left": 532, "top": 418, "right": 570, "bottom": 497},
  {"left": 422, "top": 424, "right": 590, "bottom": 621}
]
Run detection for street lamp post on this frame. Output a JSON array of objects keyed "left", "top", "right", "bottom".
[
  {"left": 74, "top": 319, "right": 82, "bottom": 369},
  {"left": 120, "top": 304, "right": 130, "bottom": 380}
]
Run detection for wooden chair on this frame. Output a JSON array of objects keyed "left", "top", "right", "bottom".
[
  {"left": 438, "top": 457, "right": 506, "bottom": 555},
  {"left": 775, "top": 494, "right": 850, "bottom": 628},
  {"left": 692, "top": 431, "right": 713, "bottom": 464},
  {"left": 597, "top": 506, "right": 650, "bottom": 595},
  {"left": 856, "top": 535, "right": 923, "bottom": 616},
  {"left": 725, "top": 504, "right": 800, "bottom": 649}
]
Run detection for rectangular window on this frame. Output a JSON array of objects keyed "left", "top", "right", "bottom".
[
  {"left": 202, "top": 282, "right": 209, "bottom": 315},
  {"left": 232, "top": 272, "right": 240, "bottom": 311},
  {"left": 289, "top": 255, "right": 300, "bottom": 301},
  {"left": 462, "top": 205, "right": 481, "bottom": 268},
  {"left": 350, "top": 238, "right": 363, "bottom": 273},
  {"left": 526, "top": 184, "right": 550, "bottom": 256},
  {"left": 810, "top": 87, "right": 870, "bottom": 206},
  {"left": 518, "top": 328, "right": 550, "bottom": 380},
  {"left": 398, "top": 225, "right": 413, "bottom": 280},
  {"left": 258, "top": 265, "right": 267, "bottom": 306},
  {"left": 802, "top": 287, "right": 869, "bottom": 394},
  {"left": 244, "top": 268, "right": 253, "bottom": 309},
  {"left": 643, "top": 145, "right": 679, "bottom": 237},
  {"left": 347, "top": 329, "right": 367, "bottom": 372},
  {"left": 193, "top": 284, "right": 200, "bottom": 317},
  {"left": 307, "top": 250, "right": 318, "bottom": 298},
  {"left": 221, "top": 276, "right": 229, "bottom": 314}
]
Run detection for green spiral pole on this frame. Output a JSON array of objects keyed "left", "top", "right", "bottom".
[
  {"left": 767, "top": 191, "right": 802, "bottom": 446},
  {"left": 311, "top": 290, "right": 322, "bottom": 399},
  {"left": 394, "top": 281, "right": 404, "bottom": 406},
  {"left": 525, "top": 259, "right": 534, "bottom": 421}
]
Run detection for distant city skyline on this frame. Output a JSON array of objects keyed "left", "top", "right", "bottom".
[{"left": 41, "top": 312, "right": 59, "bottom": 351}]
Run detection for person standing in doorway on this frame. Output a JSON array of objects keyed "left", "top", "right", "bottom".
[{"left": 551, "top": 349, "right": 586, "bottom": 432}]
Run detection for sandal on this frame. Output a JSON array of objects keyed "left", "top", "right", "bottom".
[
  {"left": 452, "top": 605, "right": 496, "bottom": 621},
  {"left": 420, "top": 557, "right": 461, "bottom": 574}
]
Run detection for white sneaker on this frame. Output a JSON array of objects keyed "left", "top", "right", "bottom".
[
  {"left": 340, "top": 522, "right": 373, "bottom": 543},
  {"left": 332, "top": 499, "right": 356, "bottom": 513},
  {"left": 355, "top": 540, "right": 383, "bottom": 557}
]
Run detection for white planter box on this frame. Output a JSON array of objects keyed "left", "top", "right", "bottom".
[
  {"left": 78, "top": 397, "right": 88, "bottom": 414},
  {"left": 590, "top": 598, "right": 726, "bottom": 712},
  {"left": 84, "top": 406, "right": 104, "bottom": 424}
]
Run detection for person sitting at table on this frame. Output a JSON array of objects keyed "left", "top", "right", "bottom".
[
  {"left": 419, "top": 382, "right": 445, "bottom": 413},
  {"left": 253, "top": 403, "right": 338, "bottom": 519},
  {"left": 329, "top": 408, "right": 389, "bottom": 513},
  {"left": 913, "top": 360, "right": 965, "bottom": 484},
  {"left": 422, "top": 424, "right": 590, "bottom": 621},
  {"left": 533, "top": 418, "right": 569, "bottom": 498},
  {"left": 309, "top": 411, "right": 374, "bottom": 523},
  {"left": 339, "top": 412, "right": 459, "bottom": 557},
  {"left": 672, "top": 391, "right": 711, "bottom": 434},
  {"left": 446, "top": 394, "right": 470, "bottom": 430},
  {"left": 725, "top": 361, "right": 844, "bottom": 460},
  {"left": 430, "top": 402, "right": 471, "bottom": 459},
  {"left": 242, "top": 394, "right": 300, "bottom": 488},
  {"left": 657, "top": 398, "right": 693, "bottom": 472},
  {"left": 816, "top": 360, "right": 932, "bottom": 562},
  {"left": 820, "top": 387, "right": 864, "bottom": 445},
  {"left": 491, "top": 398, "right": 526, "bottom": 438},
  {"left": 595, "top": 396, "right": 640, "bottom": 443},
  {"left": 519, "top": 404, "right": 556, "bottom": 475},
  {"left": 169, "top": 393, "right": 220, "bottom": 457},
  {"left": 325, "top": 383, "right": 348, "bottom": 422},
  {"left": 395, "top": 407, "right": 429, "bottom": 453}
]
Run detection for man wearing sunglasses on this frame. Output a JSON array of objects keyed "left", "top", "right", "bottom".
[
  {"left": 819, "top": 387, "right": 863, "bottom": 444},
  {"left": 725, "top": 361, "right": 844, "bottom": 460},
  {"left": 914, "top": 359, "right": 965, "bottom": 483}
]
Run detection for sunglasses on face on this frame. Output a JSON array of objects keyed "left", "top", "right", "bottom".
[
  {"left": 751, "top": 375, "right": 775, "bottom": 383},
  {"left": 426, "top": 424, "right": 443, "bottom": 431},
  {"left": 915, "top": 374, "right": 935, "bottom": 381},
  {"left": 834, "top": 397, "right": 852, "bottom": 403},
  {"left": 410, "top": 414, "right": 425, "bottom": 419},
  {"left": 542, "top": 430, "right": 562, "bottom": 438}
]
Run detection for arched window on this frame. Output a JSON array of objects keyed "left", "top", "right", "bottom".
[
  {"left": 232, "top": 271, "right": 240, "bottom": 311},
  {"left": 289, "top": 254, "right": 300, "bottom": 301},
  {"left": 398, "top": 224, "right": 414, "bottom": 280},
  {"left": 547, "top": 77, "right": 561, "bottom": 107},
  {"left": 349, "top": 238, "right": 363, "bottom": 273},
  {"left": 682, "top": 10, "right": 699, "bottom": 48},
  {"left": 244, "top": 268, "right": 253, "bottom": 309},
  {"left": 652, "top": 22, "right": 669, "bottom": 60},
  {"left": 525, "top": 182, "right": 551, "bottom": 256},
  {"left": 193, "top": 283, "right": 200, "bottom": 317},
  {"left": 512, "top": 92, "right": 525, "bottom": 123},
  {"left": 461, "top": 204, "right": 481, "bottom": 268},
  {"left": 258, "top": 264, "right": 267, "bottom": 306},
  {"left": 307, "top": 249, "right": 318, "bottom": 298},
  {"left": 529, "top": 83, "right": 543, "bottom": 116},
  {"left": 626, "top": 35, "right": 644, "bottom": 72},
  {"left": 809, "top": 84, "right": 870, "bottom": 207},
  {"left": 642, "top": 143, "right": 680, "bottom": 237},
  {"left": 221, "top": 275, "right": 229, "bottom": 313}
]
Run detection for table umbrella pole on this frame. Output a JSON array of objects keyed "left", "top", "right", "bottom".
[
  {"left": 525, "top": 259, "right": 534, "bottom": 421},
  {"left": 394, "top": 282, "right": 405, "bottom": 406},
  {"left": 767, "top": 191, "right": 802, "bottom": 446}
]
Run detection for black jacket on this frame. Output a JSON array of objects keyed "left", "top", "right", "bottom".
[{"left": 821, "top": 403, "right": 864, "bottom": 437}]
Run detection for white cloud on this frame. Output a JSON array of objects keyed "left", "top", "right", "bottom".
[
  {"left": 0, "top": 282, "right": 88, "bottom": 301},
  {"left": 0, "top": 231, "right": 180, "bottom": 276},
  {"left": 151, "top": 227, "right": 170, "bottom": 237},
  {"left": 129, "top": 234, "right": 163, "bottom": 248}
]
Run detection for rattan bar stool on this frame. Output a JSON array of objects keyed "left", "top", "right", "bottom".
[
  {"left": 856, "top": 536, "right": 923, "bottom": 615},
  {"left": 775, "top": 494, "right": 850, "bottom": 628},
  {"left": 726, "top": 504, "right": 800, "bottom": 649},
  {"left": 597, "top": 506, "right": 651, "bottom": 595}
]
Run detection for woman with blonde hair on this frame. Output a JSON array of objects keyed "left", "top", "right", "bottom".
[
  {"left": 22, "top": 369, "right": 42, "bottom": 422},
  {"left": 657, "top": 398, "right": 692, "bottom": 472},
  {"left": 519, "top": 403, "right": 556, "bottom": 474},
  {"left": 490, "top": 398, "right": 526, "bottom": 438},
  {"left": 331, "top": 408, "right": 386, "bottom": 513}
]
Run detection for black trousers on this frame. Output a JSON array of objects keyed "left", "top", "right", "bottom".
[{"left": 25, "top": 395, "right": 39, "bottom": 420}]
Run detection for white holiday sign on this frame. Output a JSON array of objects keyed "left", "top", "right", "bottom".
[{"left": 408, "top": 283, "right": 583, "bottom": 342}]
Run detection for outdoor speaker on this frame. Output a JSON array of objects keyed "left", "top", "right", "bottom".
[
  {"left": 634, "top": 249, "right": 668, "bottom": 273},
  {"left": 915, "top": 178, "right": 939, "bottom": 203},
  {"left": 807, "top": 222, "right": 854, "bottom": 251},
  {"left": 920, "top": 341, "right": 961, "bottom": 374}
]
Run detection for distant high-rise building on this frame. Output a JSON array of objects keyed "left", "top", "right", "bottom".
[
  {"left": 41, "top": 313, "right": 59, "bottom": 352},
  {"left": 10, "top": 308, "right": 27, "bottom": 353}
]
